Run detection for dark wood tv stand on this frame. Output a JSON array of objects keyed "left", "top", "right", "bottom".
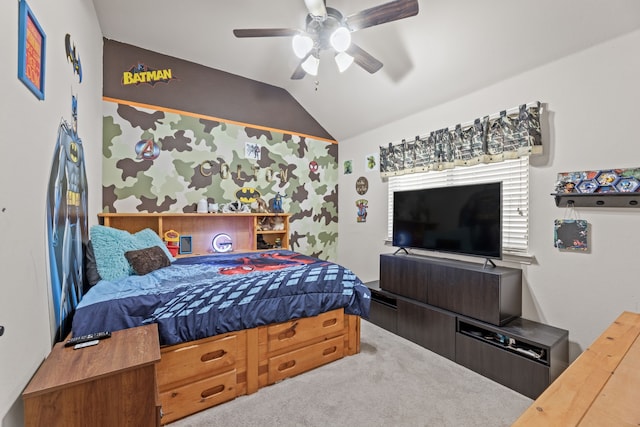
[
  {"left": 368, "top": 253, "right": 568, "bottom": 399},
  {"left": 380, "top": 253, "right": 522, "bottom": 325}
]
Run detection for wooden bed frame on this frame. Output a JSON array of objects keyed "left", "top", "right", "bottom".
[
  {"left": 92, "top": 213, "right": 363, "bottom": 424},
  {"left": 157, "top": 308, "right": 360, "bottom": 424}
]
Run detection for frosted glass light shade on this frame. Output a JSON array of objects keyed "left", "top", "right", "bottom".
[
  {"left": 330, "top": 27, "right": 351, "bottom": 52},
  {"left": 292, "top": 35, "right": 313, "bottom": 59},
  {"left": 301, "top": 55, "right": 320, "bottom": 76},
  {"left": 335, "top": 52, "right": 354, "bottom": 73}
]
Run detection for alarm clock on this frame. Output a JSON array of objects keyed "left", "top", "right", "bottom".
[{"left": 212, "top": 233, "right": 233, "bottom": 253}]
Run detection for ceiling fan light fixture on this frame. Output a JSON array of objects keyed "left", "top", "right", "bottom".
[
  {"left": 330, "top": 26, "right": 351, "bottom": 52},
  {"left": 301, "top": 54, "right": 320, "bottom": 76},
  {"left": 335, "top": 51, "right": 354, "bottom": 73},
  {"left": 292, "top": 34, "right": 314, "bottom": 59},
  {"left": 234, "top": 0, "right": 419, "bottom": 80}
]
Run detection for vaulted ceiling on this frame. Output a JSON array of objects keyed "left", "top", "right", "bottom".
[{"left": 92, "top": 0, "right": 640, "bottom": 141}]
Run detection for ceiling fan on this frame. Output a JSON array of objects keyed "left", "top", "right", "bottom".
[{"left": 233, "top": 0, "right": 419, "bottom": 79}]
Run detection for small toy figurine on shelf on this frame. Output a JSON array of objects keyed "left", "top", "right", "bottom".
[
  {"left": 256, "top": 235, "right": 272, "bottom": 250},
  {"left": 251, "top": 197, "right": 269, "bottom": 213},
  {"left": 257, "top": 216, "right": 273, "bottom": 231},
  {"left": 272, "top": 192, "right": 284, "bottom": 213},
  {"left": 273, "top": 216, "right": 285, "bottom": 230},
  {"left": 163, "top": 229, "right": 180, "bottom": 257}
]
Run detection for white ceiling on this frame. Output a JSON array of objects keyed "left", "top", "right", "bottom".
[{"left": 92, "top": 0, "right": 640, "bottom": 141}]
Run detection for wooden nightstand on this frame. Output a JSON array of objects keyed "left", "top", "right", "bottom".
[{"left": 23, "top": 324, "right": 161, "bottom": 427}]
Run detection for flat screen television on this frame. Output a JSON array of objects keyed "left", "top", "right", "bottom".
[{"left": 392, "top": 182, "right": 502, "bottom": 260}]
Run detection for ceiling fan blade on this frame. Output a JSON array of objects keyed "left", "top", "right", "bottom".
[
  {"left": 233, "top": 28, "right": 301, "bottom": 38},
  {"left": 346, "top": 43, "right": 383, "bottom": 74},
  {"left": 346, "top": 0, "right": 419, "bottom": 32},
  {"left": 291, "top": 63, "right": 307, "bottom": 80}
]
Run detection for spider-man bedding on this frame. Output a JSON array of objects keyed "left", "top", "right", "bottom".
[{"left": 72, "top": 250, "right": 370, "bottom": 346}]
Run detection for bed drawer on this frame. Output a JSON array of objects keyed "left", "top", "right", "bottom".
[
  {"left": 268, "top": 335, "right": 344, "bottom": 384},
  {"left": 157, "top": 333, "right": 239, "bottom": 389},
  {"left": 160, "top": 369, "right": 237, "bottom": 424},
  {"left": 267, "top": 309, "right": 345, "bottom": 354}
]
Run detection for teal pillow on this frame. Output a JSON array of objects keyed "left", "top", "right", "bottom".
[{"left": 90, "top": 225, "right": 175, "bottom": 281}]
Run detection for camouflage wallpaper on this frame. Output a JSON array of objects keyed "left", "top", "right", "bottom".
[{"left": 102, "top": 101, "right": 339, "bottom": 260}]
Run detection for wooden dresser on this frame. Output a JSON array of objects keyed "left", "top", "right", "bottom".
[{"left": 23, "top": 324, "right": 161, "bottom": 427}]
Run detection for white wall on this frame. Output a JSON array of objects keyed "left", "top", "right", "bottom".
[
  {"left": 0, "top": 1, "right": 102, "bottom": 425},
  {"left": 0, "top": 4, "right": 636, "bottom": 423},
  {"left": 338, "top": 29, "right": 640, "bottom": 362}
]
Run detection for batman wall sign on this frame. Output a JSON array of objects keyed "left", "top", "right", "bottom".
[
  {"left": 65, "top": 34, "right": 82, "bottom": 83},
  {"left": 236, "top": 187, "right": 261, "bottom": 204}
]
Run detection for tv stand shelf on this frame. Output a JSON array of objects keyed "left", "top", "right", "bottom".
[
  {"left": 368, "top": 253, "right": 569, "bottom": 399},
  {"left": 458, "top": 321, "right": 548, "bottom": 365},
  {"left": 456, "top": 317, "right": 568, "bottom": 399}
]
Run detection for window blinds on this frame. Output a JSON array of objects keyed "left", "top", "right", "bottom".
[{"left": 387, "top": 157, "right": 529, "bottom": 255}]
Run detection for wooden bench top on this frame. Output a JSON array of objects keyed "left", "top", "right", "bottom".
[{"left": 512, "top": 311, "right": 640, "bottom": 426}]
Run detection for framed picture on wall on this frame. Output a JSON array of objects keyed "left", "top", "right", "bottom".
[{"left": 17, "top": 0, "right": 46, "bottom": 100}]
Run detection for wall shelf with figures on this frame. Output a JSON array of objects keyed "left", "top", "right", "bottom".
[
  {"left": 98, "top": 213, "right": 290, "bottom": 255},
  {"left": 553, "top": 167, "right": 640, "bottom": 208},
  {"left": 552, "top": 193, "right": 640, "bottom": 208}
]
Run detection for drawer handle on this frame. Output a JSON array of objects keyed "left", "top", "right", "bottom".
[
  {"left": 175, "top": 344, "right": 199, "bottom": 353},
  {"left": 322, "top": 318, "right": 338, "bottom": 328},
  {"left": 278, "top": 360, "right": 296, "bottom": 372},
  {"left": 201, "top": 384, "right": 225, "bottom": 399},
  {"left": 322, "top": 346, "right": 338, "bottom": 356},
  {"left": 201, "top": 349, "right": 226, "bottom": 362},
  {"left": 278, "top": 322, "right": 298, "bottom": 341}
]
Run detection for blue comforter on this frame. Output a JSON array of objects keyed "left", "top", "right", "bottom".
[{"left": 72, "top": 250, "right": 370, "bottom": 346}]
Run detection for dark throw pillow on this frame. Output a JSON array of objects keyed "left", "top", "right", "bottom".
[
  {"left": 124, "top": 246, "right": 171, "bottom": 276},
  {"left": 85, "top": 241, "right": 102, "bottom": 287}
]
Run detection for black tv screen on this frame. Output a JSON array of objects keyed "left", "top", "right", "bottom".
[{"left": 392, "top": 182, "right": 502, "bottom": 259}]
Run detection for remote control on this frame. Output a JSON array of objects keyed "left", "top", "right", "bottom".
[
  {"left": 73, "top": 339, "right": 99, "bottom": 350},
  {"left": 65, "top": 331, "right": 111, "bottom": 347}
]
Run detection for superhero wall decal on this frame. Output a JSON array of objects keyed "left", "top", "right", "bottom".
[
  {"left": 47, "top": 33, "right": 88, "bottom": 340},
  {"left": 65, "top": 33, "right": 82, "bottom": 83},
  {"left": 47, "top": 95, "right": 88, "bottom": 339}
]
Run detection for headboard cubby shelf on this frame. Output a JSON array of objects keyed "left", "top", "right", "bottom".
[{"left": 98, "top": 213, "right": 290, "bottom": 256}]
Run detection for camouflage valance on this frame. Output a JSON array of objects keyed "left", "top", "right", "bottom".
[{"left": 379, "top": 102, "right": 543, "bottom": 177}]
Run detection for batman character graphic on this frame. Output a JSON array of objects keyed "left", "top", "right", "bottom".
[{"left": 46, "top": 95, "right": 88, "bottom": 339}]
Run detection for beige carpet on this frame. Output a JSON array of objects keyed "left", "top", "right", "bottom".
[{"left": 171, "top": 320, "right": 532, "bottom": 427}]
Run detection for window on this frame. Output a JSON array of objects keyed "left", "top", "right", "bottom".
[{"left": 387, "top": 157, "right": 529, "bottom": 256}]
